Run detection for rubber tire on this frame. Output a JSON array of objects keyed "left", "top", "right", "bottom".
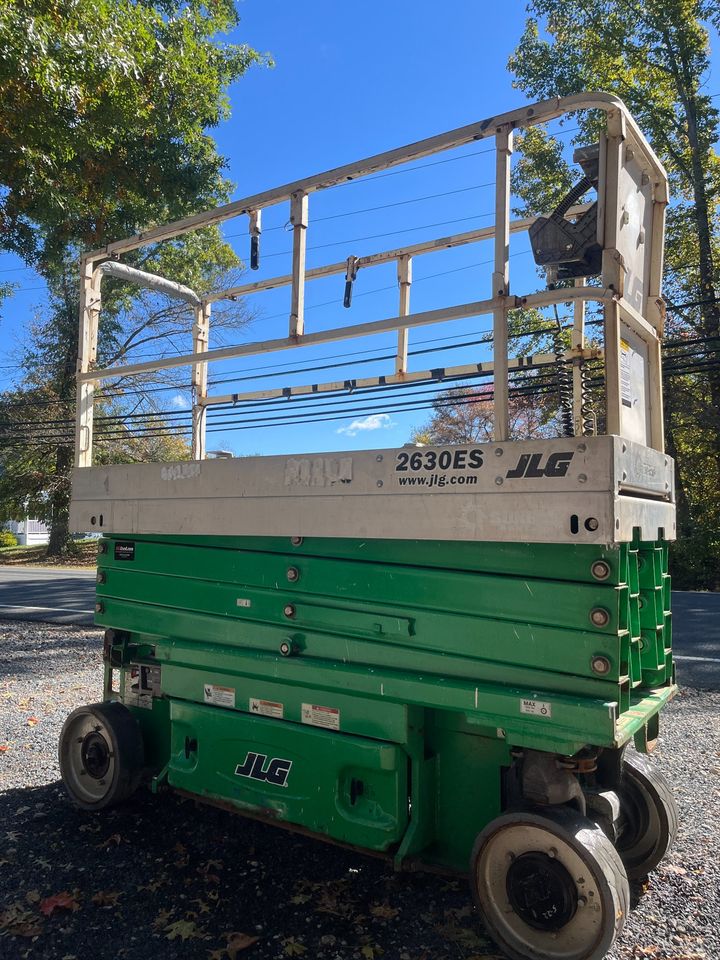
[
  {"left": 616, "top": 751, "right": 679, "bottom": 880},
  {"left": 470, "top": 806, "right": 630, "bottom": 960},
  {"left": 59, "top": 701, "right": 144, "bottom": 811}
]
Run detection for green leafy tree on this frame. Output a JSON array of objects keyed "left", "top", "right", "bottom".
[
  {"left": 509, "top": 0, "right": 720, "bottom": 587},
  {"left": 0, "top": 0, "right": 269, "bottom": 554}
]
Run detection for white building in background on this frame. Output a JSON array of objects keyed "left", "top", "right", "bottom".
[{"left": 4, "top": 518, "right": 50, "bottom": 545}]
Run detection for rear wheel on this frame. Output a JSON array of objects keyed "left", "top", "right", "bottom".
[
  {"left": 615, "top": 752, "right": 678, "bottom": 879},
  {"left": 59, "top": 701, "right": 144, "bottom": 811},
  {"left": 470, "top": 807, "right": 630, "bottom": 960}
]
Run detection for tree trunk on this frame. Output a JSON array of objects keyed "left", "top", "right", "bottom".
[{"left": 46, "top": 443, "right": 74, "bottom": 557}]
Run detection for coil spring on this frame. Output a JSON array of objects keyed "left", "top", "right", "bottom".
[
  {"left": 580, "top": 359, "right": 597, "bottom": 436},
  {"left": 553, "top": 310, "right": 574, "bottom": 438}
]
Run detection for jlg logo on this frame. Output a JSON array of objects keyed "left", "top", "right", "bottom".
[
  {"left": 506, "top": 452, "right": 574, "bottom": 479},
  {"left": 235, "top": 751, "right": 292, "bottom": 787}
]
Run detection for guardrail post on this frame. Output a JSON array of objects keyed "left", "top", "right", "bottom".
[
  {"left": 192, "top": 303, "right": 211, "bottom": 460},
  {"left": 74, "top": 258, "right": 101, "bottom": 468},
  {"left": 289, "top": 192, "right": 308, "bottom": 338},
  {"left": 492, "top": 125, "right": 513, "bottom": 441},
  {"left": 396, "top": 255, "right": 413, "bottom": 374}
]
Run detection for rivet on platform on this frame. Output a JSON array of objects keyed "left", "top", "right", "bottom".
[
  {"left": 283, "top": 604, "right": 296, "bottom": 618},
  {"left": 279, "top": 639, "right": 297, "bottom": 657},
  {"left": 591, "top": 560, "right": 610, "bottom": 581},
  {"left": 590, "top": 607, "right": 610, "bottom": 627},
  {"left": 95, "top": 602, "right": 104, "bottom": 614},
  {"left": 591, "top": 655, "right": 612, "bottom": 675},
  {"left": 286, "top": 567, "right": 300, "bottom": 583},
  {"left": 96, "top": 571, "right": 106, "bottom": 584},
  {"left": 290, "top": 536, "right": 303, "bottom": 546}
]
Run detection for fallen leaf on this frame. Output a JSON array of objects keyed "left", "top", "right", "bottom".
[
  {"left": 25, "top": 890, "right": 41, "bottom": 904},
  {"left": 91, "top": 891, "right": 122, "bottom": 908},
  {"left": 26, "top": 717, "right": 39, "bottom": 726},
  {"left": 289, "top": 893, "right": 311, "bottom": 905},
  {"left": 226, "top": 932, "right": 259, "bottom": 957},
  {"left": 39, "top": 891, "right": 81, "bottom": 917},
  {"left": 0, "top": 903, "right": 43, "bottom": 937},
  {"left": 165, "top": 919, "right": 203, "bottom": 941},
  {"left": 153, "top": 909, "right": 174, "bottom": 929},
  {"left": 370, "top": 903, "right": 398, "bottom": 920},
  {"left": 98, "top": 833, "right": 123, "bottom": 849},
  {"left": 361, "top": 946, "right": 384, "bottom": 959},
  {"left": 283, "top": 937, "right": 307, "bottom": 956},
  {"left": 664, "top": 864, "right": 688, "bottom": 875},
  {"left": 0, "top": 744, "right": 9, "bottom": 753}
]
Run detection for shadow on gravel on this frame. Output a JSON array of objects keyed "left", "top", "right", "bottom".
[
  {"left": 0, "top": 782, "right": 493, "bottom": 960},
  {"left": 0, "top": 632, "right": 101, "bottom": 680}
]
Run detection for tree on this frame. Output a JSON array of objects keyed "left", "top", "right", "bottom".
[
  {"left": 412, "top": 382, "right": 558, "bottom": 445},
  {"left": 508, "top": 0, "right": 720, "bottom": 587},
  {"left": 0, "top": 1, "right": 268, "bottom": 553}
]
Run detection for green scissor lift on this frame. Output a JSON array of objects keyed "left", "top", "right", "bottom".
[{"left": 61, "top": 94, "right": 678, "bottom": 960}]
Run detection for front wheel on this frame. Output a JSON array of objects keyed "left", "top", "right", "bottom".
[
  {"left": 59, "top": 701, "right": 144, "bottom": 811},
  {"left": 470, "top": 807, "right": 630, "bottom": 960}
]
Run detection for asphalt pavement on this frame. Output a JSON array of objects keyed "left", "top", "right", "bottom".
[{"left": 0, "top": 565, "right": 717, "bottom": 688}]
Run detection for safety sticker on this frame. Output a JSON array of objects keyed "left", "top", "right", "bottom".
[
  {"left": 620, "top": 339, "right": 633, "bottom": 408},
  {"left": 249, "top": 697, "right": 284, "bottom": 719},
  {"left": 301, "top": 702, "right": 340, "bottom": 730},
  {"left": 520, "top": 698, "right": 552, "bottom": 718},
  {"left": 204, "top": 683, "right": 236, "bottom": 708}
]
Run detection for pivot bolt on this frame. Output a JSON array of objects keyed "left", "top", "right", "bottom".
[
  {"left": 590, "top": 607, "right": 610, "bottom": 627},
  {"left": 290, "top": 536, "right": 303, "bottom": 546},
  {"left": 591, "top": 655, "right": 612, "bottom": 675},
  {"left": 279, "top": 639, "right": 297, "bottom": 657},
  {"left": 591, "top": 560, "right": 610, "bottom": 581},
  {"left": 283, "top": 604, "right": 296, "bottom": 618},
  {"left": 286, "top": 567, "right": 300, "bottom": 583},
  {"left": 585, "top": 517, "right": 599, "bottom": 531}
]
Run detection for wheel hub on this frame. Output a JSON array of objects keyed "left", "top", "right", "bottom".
[
  {"left": 81, "top": 731, "right": 110, "bottom": 779},
  {"left": 506, "top": 851, "right": 578, "bottom": 931}
]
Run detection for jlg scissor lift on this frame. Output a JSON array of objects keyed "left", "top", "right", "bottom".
[{"left": 60, "top": 94, "right": 678, "bottom": 960}]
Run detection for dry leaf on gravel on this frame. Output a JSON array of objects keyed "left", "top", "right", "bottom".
[
  {"left": 91, "top": 890, "right": 122, "bottom": 907},
  {"left": 226, "top": 932, "right": 259, "bottom": 957},
  {"left": 0, "top": 903, "right": 44, "bottom": 937},
  {"left": 39, "top": 891, "right": 81, "bottom": 916},
  {"left": 282, "top": 937, "right": 307, "bottom": 956},
  {"left": 164, "top": 919, "right": 203, "bottom": 941},
  {"left": 369, "top": 903, "right": 399, "bottom": 920}
]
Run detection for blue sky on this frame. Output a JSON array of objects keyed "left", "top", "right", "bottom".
[{"left": 1, "top": 2, "right": 717, "bottom": 457}]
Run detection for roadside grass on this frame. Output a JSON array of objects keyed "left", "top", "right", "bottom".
[{"left": 0, "top": 539, "right": 98, "bottom": 567}]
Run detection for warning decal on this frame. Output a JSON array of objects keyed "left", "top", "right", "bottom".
[
  {"left": 204, "top": 683, "right": 236, "bottom": 708},
  {"left": 520, "top": 698, "right": 552, "bottom": 718},
  {"left": 620, "top": 339, "right": 633, "bottom": 408},
  {"left": 301, "top": 702, "right": 340, "bottom": 730},
  {"left": 249, "top": 697, "right": 284, "bottom": 719}
]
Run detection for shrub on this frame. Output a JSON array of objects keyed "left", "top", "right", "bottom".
[{"left": 0, "top": 530, "right": 19, "bottom": 548}]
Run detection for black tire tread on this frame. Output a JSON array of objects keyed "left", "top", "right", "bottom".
[
  {"left": 59, "top": 700, "right": 144, "bottom": 811},
  {"left": 620, "top": 751, "right": 679, "bottom": 878},
  {"left": 470, "top": 807, "right": 630, "bottom": 960}
]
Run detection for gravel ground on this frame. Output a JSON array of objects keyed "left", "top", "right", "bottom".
[{"left": 1, "top": 619, "right": 718, "bottom": 960}]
